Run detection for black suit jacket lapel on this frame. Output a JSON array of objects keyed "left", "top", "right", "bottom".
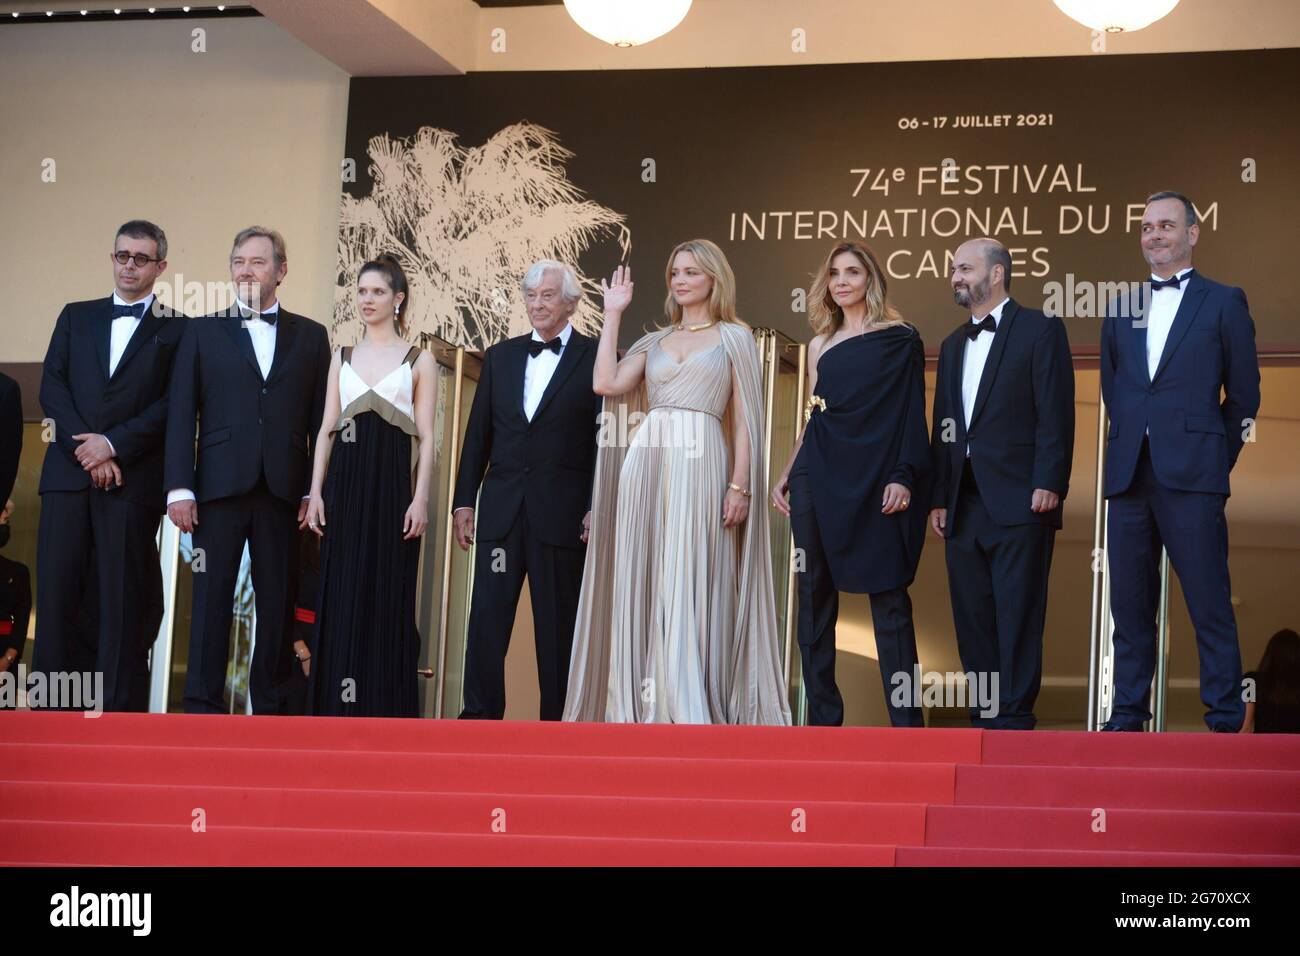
[
  {"left": 530, "top": 332, "right": 586, "bottom": 425},
  {"left": 266, "top": 309, "right": 298, "bottom": 385},
  {"left": 109, "top": 299, "right": 167, "bottom": 381},
  {"left": 947, "top": 330, "right": 967, "bottom": 445},
  {"left": 1123, "top": 284, "right": 1152, "bottom": 386},
  {"left": 93, "top": 299, "right": 114, "bottom": 381},
  {"left": 506, "top": 335, "right": 529, "bottom": 422},
  {"left": 221, "top": 311, "right": 265, "bottom": 381},
  {"left": 1152, "top": 274, "right": 1208, "bottom": 383},
  {"left": 969, "top": 299, "right": 1018, "bottom": 428}
]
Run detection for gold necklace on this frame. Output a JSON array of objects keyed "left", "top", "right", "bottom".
[{"left": 681, "top": 319, "right": 716, "bottom": 332}]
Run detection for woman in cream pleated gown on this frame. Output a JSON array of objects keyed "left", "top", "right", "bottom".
[{"left": 563, "top": 239, "right": 791, "bottom": 725}]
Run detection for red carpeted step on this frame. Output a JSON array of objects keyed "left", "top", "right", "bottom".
[
  {"left": 0, "top": 780, "right": 929, "bottom": 845},
  {"left": 954, "top": 764, "right": 1300, "bottom": 812},
  {"left": 925, "top": 805, "right": 1300, "bottom": 854},
  {"left": 5, "top": 713, "right": 1293, "bottom": 867},
  {"left": 2, "top": 711, "right": 983, "bottom": 764},
  {"left": 3, "top": 820, "right": 898, "bottom": 866},
  {"left": 982, "top": 729, "right": 1300, "bottom": 771},
  {"left": 0, "top": 743, "right": 958, "bottom": 804},
  {"left": 896, "top": 846, "right": 1300, "bottom": 867}
]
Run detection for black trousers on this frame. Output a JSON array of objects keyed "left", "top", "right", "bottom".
[
  {"left": 33, "top": 489, "right": 162, "bottom": 712},
  {"left": 1106, "top": 439, "right": 1243, "bottom": 731},
  {"left": 788, "top": 468, "right": 924, "bottom": 728},
  {"left": 184, "top": 480, "right": 298, "bottom": 714},
  {"left": 460, "top": 507, "right": 585, "bottom": 721},
  {"left": 944, "top": 461, "right": 1055, "bottom": 730},
  {"left": 69, "top": 554, "right": 158, "bottom": 711}
]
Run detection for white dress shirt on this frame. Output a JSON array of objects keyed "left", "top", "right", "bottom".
[
  {"left": 109, "top": 291, "right": 154, "bottom": 377},
  {"left": 167, "top": 298, "right": 283, "bottom": 506},
  {"left": 961, "top": 296, "right": 1009, "bottom": 456},
  {"left": 101, "top": 292, "right": 155, "bottom": 458},
  {"left": 239, "top": 298, "right": 280, "bottom": 380},
  {"left": 523, "top": 321, "right": 572, "bottom": 421},
  {"left": 1144, "top": 267, "right": 1193, "bottom": 381},
  {"left": 452, "top": 322, "right": 573, "bottom": 518}
]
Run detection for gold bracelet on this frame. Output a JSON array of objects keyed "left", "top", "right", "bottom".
[{"left": 727, "top": 482, "right": 751, "bottom": 498}]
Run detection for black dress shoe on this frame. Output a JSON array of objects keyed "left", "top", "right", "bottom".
[
  {"left": 1100, "top": 721, "right": 1140, "bottom": 732},
  {"left": 1210, "top": 725, "right": 1238, "bottom": 733}
]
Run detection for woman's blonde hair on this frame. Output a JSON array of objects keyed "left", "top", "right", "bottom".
[
  {"left": 808, "top": 241, "right": 906, "bottom": 337},
  {"left": 661, "top": 238, "right": 742, "bottom": 328}
]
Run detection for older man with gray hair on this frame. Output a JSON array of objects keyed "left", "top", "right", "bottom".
[{"left": 453, "top": 259, "right": 602, "bottom": 720}]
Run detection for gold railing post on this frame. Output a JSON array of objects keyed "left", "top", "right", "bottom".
[
  {"left": 1086, "top": 398, "right": 1114, "bottom": 730},
  {"left": 783, "top": 342, "right": 806, "bottom": 698},
  {"left": 434, "top": 346, "right": 466, "bottom": 718},
  {"left": 1151, "top": 549, "right": 1172, "bottom": 732}
]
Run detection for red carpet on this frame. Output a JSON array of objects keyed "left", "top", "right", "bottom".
[{"left": 2, "top": 712, "right": 1297, "bottom": 866}]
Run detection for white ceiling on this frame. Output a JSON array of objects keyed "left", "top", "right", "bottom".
[{"left": 10, "top": 1, "right": 1299, "bottom": 76}]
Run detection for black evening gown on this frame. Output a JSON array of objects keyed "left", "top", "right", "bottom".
[
  {"left": 795, "top": 324, "right": 931, "bottom": 593},
  {"left": 308, "top": 346, "right": 422, "bottom": 717}
]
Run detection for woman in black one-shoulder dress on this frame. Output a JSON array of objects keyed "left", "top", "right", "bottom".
[{"left": 772, "top": 242, "right": 931, "bottom": 727}]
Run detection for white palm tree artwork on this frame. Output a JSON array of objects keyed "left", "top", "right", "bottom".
[{"left": 336, "top": 122, "right": 630, "bottom": 349}]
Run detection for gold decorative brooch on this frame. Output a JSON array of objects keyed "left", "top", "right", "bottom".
[{"left": 804, "top": 394, "right": 827, "bottom": 424}]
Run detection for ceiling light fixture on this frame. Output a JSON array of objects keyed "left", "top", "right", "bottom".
[
  {"left": 1053, "top": 0, "right": 1180, "bottom": 34},
  {"left": 563, "top": 0, "right": 691, "bottom": 48}
]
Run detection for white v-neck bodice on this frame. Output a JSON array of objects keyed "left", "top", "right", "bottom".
[
  {"left": 334, "top": 346, "right": 420, "bottom": 437},
  {"left": 340, "top": 360, "right": 415, "bottom": 421}
]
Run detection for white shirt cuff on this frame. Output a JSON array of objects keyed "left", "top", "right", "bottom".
[
  {"left": 167, "top": 489, "right": 196, "bottom": 505},
  {"left": 104, "top": 436, "right": 117, "bottom": 457}
]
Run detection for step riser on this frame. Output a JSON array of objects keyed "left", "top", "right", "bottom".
[
  {"left": 981, "top": 731, "right": 1300, "bottom": 772},
  {"left": 926, "top": 807, "right": 1300, "bottom": 854},
  {"left": 0, "top": 746, "right": 958, "bottom": 803},
  {"left": 897, "top": 847, "right": 1300, "bottom": 867},
  {"left": 6, "top": 823, "right": 897, "bottom": 867},
  {"left": 955, "top": 766, "right": 1300, "bottom": 812},
  {"left": 3, "top": 713, "right": 983, "bottom": 763},
  {"left": 0, "top": 784, "right": 929, "bottom": 844}
]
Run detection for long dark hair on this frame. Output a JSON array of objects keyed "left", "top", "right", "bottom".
[
  {"left": 1256, "top": 628, "right": 1300, "bottom": 713},
  {"left": 358, "top": 253, "right": 411, "bottom": 337}
]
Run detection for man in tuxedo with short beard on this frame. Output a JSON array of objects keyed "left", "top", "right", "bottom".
[
  {"left": 33, "top": 220, "right": 186, "bottom": 711},
  {"left": 930, "top": 238, "right": 1075, "bottom": 730},
  {"left": 453, "top": 260, "right": 601, "bottom": 721},
  {"left": 165, "top": 226, "right": 330, "bottom": 714}
]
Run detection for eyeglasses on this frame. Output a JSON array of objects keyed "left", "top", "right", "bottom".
[{"left": 113, "top": 251, "right": 162, "bottom": 267}]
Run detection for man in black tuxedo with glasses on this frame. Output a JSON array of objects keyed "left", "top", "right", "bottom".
[
  {"left": 165, "top": 226, "right": 330, "bottom": 714},
  {"left": 32, "top": 220, "right": 186, "bottom": 711}
]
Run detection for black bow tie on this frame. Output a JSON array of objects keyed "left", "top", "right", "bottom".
[
  {"left": 527, "top": 337, "right": 562, "bottom": 357},
  {"left": 1150, "top": 270, "right": 1193, "bottom": 292},
  {"left": 239, "top": 306, "right": 278, "bottom": 326},
  {"left": 112, "top": 302, "right": 147, "bottom": 320},
  {"left": 965, "top": 314, "right": 997, "bottom": 340}
]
